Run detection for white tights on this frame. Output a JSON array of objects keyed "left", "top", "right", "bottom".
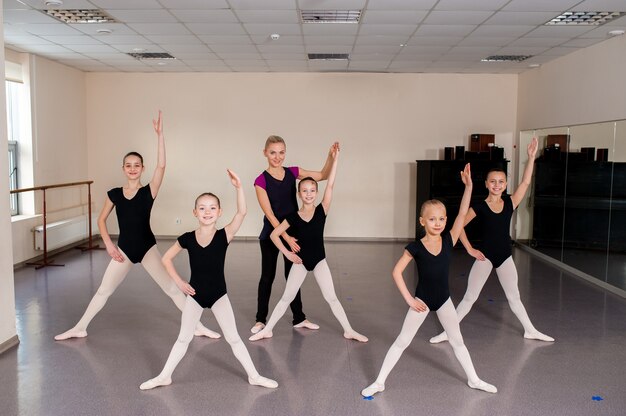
[
  {"left": 55, "top": 245, "right": 219, "bottom": 340},
  {"left": 140, "top": 295, "right": 277, "bottom": 390},
  {"left": 430, "top": 257, "right": 553, "bottom": 343},
  {"left": 250, "top": 260, "right": 367, "bottom": 342},
  {"left": 361, "top": 298, "right": 496, "bottom": 397}
]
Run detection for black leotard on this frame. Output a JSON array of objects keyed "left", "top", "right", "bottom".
[
  {"left": 255, "top": 167, "right": 299, "bottom": 240},
  {"left": 177, "top": 228, "right": 229, "bottom": 309},
  {"left": 472, "top": 194, "right": 514, "bottom": 268},
  {"left": 285, "top": 204, "right": 326, "bottom": 271},
  {"left": 405, "top": 231, "right": 453, "bottom": 311},
  {"left": 107, "top": 184, "right": 156, "bottom": 264}
]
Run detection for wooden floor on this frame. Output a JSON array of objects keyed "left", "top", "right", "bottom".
[{"left": 2, "top": 239, "right": 626, "bottom": 416}]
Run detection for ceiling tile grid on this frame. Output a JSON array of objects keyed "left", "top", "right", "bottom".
[{"left": 2, "top": 0, "right": 625, "bottom": 73}]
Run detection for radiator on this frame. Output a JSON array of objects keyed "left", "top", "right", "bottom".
[{"left": 33, "top": 215, "right": 98, "bottom": 251}]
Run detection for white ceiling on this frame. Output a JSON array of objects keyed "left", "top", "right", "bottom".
[{"left": 3, "top": 0, "right": 626, "bottom": 73}]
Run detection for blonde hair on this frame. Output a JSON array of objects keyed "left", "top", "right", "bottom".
[
  {"left": 265, "top": 135, "right": 285, "bottom": 149},
  {"left": 419, "top": 199, "right": 446, "bottom": 216}
]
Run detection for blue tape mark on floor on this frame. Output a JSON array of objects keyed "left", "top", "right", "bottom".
[
  {"left": 363, "top": 396, "right": 373, "bottom": 401},
  {"left": 592, "top": 396, "right": 604, "bottom": 401}
]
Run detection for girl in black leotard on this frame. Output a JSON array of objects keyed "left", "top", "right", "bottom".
[
  {"left": 249, "top": 144, "right": 367, "bottom": 343},
  {"left": 140, "top": 170, "right": 277, "bottom": 390},
  {"left": 430, "top": 137, "right": 554, "bottom": 344},
  {"left": 361, "top": 164, "right": 497, "bottom": 398},
  {"left": 55, "top": 111, "right": 219, "bottom": 341}
]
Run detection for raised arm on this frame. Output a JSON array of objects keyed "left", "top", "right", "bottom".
[
  {"left": 298, "top": 141, "right": 339, "bottom": 181},
  {"left": 224, "top": 169, "right": 246, "bottom": 242},
  {"left": 321, "top": 143, "right": 339, "bottom": 212},
  {"left": 161, "top": 242, "right": 195, "bottom": 296},
  {"left": 270, "top": 220, "right": 302, "bottom": 264},
  {"left": 450, "top": 163, "right": 473, "bottom": 244},
  {"left": 511, "top": 137, "right": 538, "bottom": 209},
  {"left": 392, "top": 252, "right": 427, "bottom": 312},
  {"left": 98, "top": 196, "right": 125, "bottom": 263},
  {"left": 149, "top": 110, "right": 166, "bottom": 198}
]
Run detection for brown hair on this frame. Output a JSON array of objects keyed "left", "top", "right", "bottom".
[
  {"left": 194, "top": 192, "right": 221, "bottom": 208},
  {"left": 298, "top": 177, "right": 318, "bottom": 192},
  {"left": 419, "top": 199, "right": 446, "bottom": 216},
  {"left": 123, "top": 151, "right": 143, "bottom": 165}
]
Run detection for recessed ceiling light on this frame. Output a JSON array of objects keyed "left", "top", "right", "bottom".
[
  {"left": 45, "top": 0, "right": 64, "bottom": 6},
  {"left": 157, "top": 62, "right": 167, "bottom": 66},
  {"left": 545, "top": 11, "right": 626, "bottom": 26},
  {"left": 301, "top": 10, "right": 361, "bottom": 24},
  {"left": 96, "top": 28, "right": 112, "bottom": 34},
  {"left": 270, "top": 33, "right": 280, "bottom": 40},
  {"left": 45, "top": 9, "right": 119, "bottom": 24},
  {"left": 608, "top": 29, "right": 625, "bottom": 36},
  {"left": 481, "top": 55, "right": 533, "bottom": 62},
  {"left": 399, "top": 43, "right": 406, "bottom": 47},
  {"left": 528, "top": 63, "right": 541, "bottom": 68}
]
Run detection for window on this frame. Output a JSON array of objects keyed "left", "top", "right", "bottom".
[{"left": 6, "top": 80, "right": 24, "bottom": 215}]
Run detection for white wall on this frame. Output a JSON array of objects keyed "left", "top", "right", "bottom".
[
  {"left": 11, "top": 55, "right": 88, "bottom": 264},
  {"left": 518, "top": 34, "right": 626, "bottom": 130},
  {"left": 86, "top": 72, "right": 518, "bottom": 239},
  {"left": 0, "top": 2, "right": 19, "bottom": 352}
]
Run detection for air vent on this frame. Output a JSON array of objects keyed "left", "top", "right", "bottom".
[
  {"left": 481, "top": 55, "right": 532, "bottom": 62},
  {"left": 301, "top": 10, "right": 361, "bottom": 23},
  {"left": 308, "top": 53, "right": 350, "bottom": 61},
  {"left": 44, "top": 9, "right": 118, "bottom": 24},
  {"left": 127, "top": 52, "right": 176, "bottom": 60},
  {"left": 545, "top": 11, "right": 626, "bottom": 25}
]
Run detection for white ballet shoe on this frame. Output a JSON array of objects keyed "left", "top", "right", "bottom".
[
  {"left": 429, "top": 331, "right": 448, "bottom": 344},
  {"left": 248, "top": 375, "right": 278, "bottom": 389},
  {"left": 344, "top": 330, "right": 368, "bottom": 343},
  {"left": 524, "top": 331, "right": 555, "bottom": 342},
  {"left": 361, "top": 382, "right": 385, "bottom": 397},
  {"left": 140, "top": 377, "right": 172, "bottom": 391},
  {"left": 194, "top": 325, "right": 222, "bottom": 339},
  {"left": 250, "top": 322, "right": 265, "bottom": 334},
  {"left": 293, "top": 319, "right": 319, "bottom": 330},
  {"left": 54, "top": 328, "right": 88, "bottom": 341},
  {"left": 467, "top": 379, "right": 497, "bottom": 393},
  {"left": 249, "top": 330, "right": 273, "bottom": 341}
]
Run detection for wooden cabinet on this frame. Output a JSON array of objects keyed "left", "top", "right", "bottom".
[{"left": 415, "top": 160, "right": 508, "bottom": 239}]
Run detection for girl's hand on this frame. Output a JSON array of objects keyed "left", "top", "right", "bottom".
[
  {"left": 227, "top": 169, "right": 241, "bottom": 188},
  {"left": 468, "top": 248, "right": 486, "bottom": 261},
  {"left": 528, "top": 137, "right": 538, "bottom": 159},
  {"left": 407, "top": 297, "right": 428, "bottom": 313},
  {"left": 106, "top": 244, "right": 125, "bottom": 263},
  {"left": 175, "top": 279, "right": 196, "bottom": 296},
  {"left": 460, "top": 163, "right": 472, "bottom": 187},
  {"left": 285, "top": 235, "right": 301, "bottom": 253},
  {"left": 285, "top": 251, "right": 303, "bottom": 264},
  {"left": 152, "top": 110, "right": 163, "bottom": 136},
  {"left": 330, "top": 142, "right": 340, "bottom": 159}
]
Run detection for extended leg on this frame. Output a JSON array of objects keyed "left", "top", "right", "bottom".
[
  {"left": 312, "top": 260, "right": 367, "bottom": 342},
  {"left": 211, "top": 295, "right": 277, "bottom": 389},
  {"left": 436, "top": 299, "right": 497, "bottom": 393},
  {"left": 55, "top": 255, "right": 132, "bottom": 340},
  {"left": 142, "top": 246, "right": 221, "bottom": 339},
  {"left": 140, "top": 296, "right": 203, "bottom": 390},
  {"left": 249, "top": 264, "right": 308, "bottom": 341},
  {"left": 430, "top": 259, "right": 493, "bottom": 344},
  {"left": 496, "top": 257, "right": 554, "bottom": 342},
  {"left": 361, "top": 306, "right": 428, "bottom": 397}
]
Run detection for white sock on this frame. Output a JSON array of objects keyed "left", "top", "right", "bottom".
[{"left": 361, "top": 382, "right": 385, "bottom": 397}]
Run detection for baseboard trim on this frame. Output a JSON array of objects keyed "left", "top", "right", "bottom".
[
  {"left": 516, "top": 243, "right": 626, "bottom": 299},
  {"left": 0, "top": 335, "right": 19, "bottom": 355}
]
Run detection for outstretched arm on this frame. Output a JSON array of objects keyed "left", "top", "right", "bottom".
[
  {"left": 225, "top": 169, "right": 246, "bottom": 242},
  {"left": 149, "top": 110, "right": 166, "bottom": 198},
  {"left": 450, "top": 163, "right": 473, "bottom": 244},
  {"left": 511, "top": 137, "right": 538, "bottom": 209},
  {"left": 321, "top": 143, "right": 340, "bottom": 212},
  {"left": 458, "top": 209, "right": 485, "bottom": 260},
  {"left": 162, "top": 242, "right": 195, "bottom": 296},
  {"left": 298, "top": 141, "right": 340, "bottom": 181},
  {"left": 392, "top": 252, "right": 427, "bottom": 312},
  {"left": 270, "top": 220, "right": 303, "bottom": 264}
]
